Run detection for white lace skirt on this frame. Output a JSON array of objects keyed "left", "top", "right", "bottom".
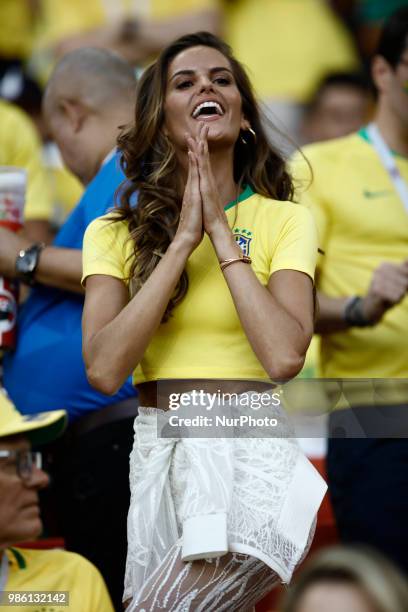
[{"left": 124, "top": 392, "right": 327, "bottom": 602}]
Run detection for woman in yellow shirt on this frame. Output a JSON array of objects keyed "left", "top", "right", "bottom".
[{"left": 82, "top": 32, "right": 326, "bottom": 611}]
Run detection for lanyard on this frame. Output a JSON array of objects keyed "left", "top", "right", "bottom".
[
  {"left": 367, "top": 122, "right": 408, "bottom": 214},
  {"left": 0, "top": 552, "right": 9, "bottom": 593}
]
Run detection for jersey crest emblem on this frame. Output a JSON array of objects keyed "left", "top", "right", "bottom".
[{"left": 233, "top": 228, "right": 252, "bottom": 256}]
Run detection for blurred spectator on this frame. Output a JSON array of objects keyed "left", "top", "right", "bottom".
[
  {"left": 301, "top": 72, "right": 374, "bottom": 144},
  {"left": 0, "top": 99, "right": 54, "bottom": 244},
  {"left": 293, "top": 7, "right": 408, "bottom": 574},
  {"left": 280, "top": 545, "right": 408, "bottom": 612},
  {"left": 224, "top": 0, "right": 359, "bottom": 143},
  {"left": 1, "top": 48, "right": 139, "bottom": 608},
  {"left": 0, "top": 389, "right": 114, "bottom": 612},
  {"left": 30, "top": 0, "right": 221, "bottom": 83},
  {"left": 0, "top": 1, "right": 38, "bottom": 77},
  {"left": 0, "top": 70, "right": 83, "bottom": 230},
  {"left": 354, "top": 0, "right": 408, "bottom": 60}
]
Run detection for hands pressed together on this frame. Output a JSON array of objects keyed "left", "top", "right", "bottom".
[{"left": 175, "top": 122, "right": 231, "bottom": 253}]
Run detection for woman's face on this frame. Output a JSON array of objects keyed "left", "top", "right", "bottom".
[{"left": 164, "top": 45, "right": 247, "bottom": 151}]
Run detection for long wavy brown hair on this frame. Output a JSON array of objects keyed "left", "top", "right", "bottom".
[{"left": 116, "top": 31, "right": 295, "bottom": 321}]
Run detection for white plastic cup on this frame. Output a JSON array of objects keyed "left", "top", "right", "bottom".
[
  {"left": 0, "top": 166, "right": 27, "bottom": 230},
  {"left": 0, "top": 167, "right": 26, "bottom": 350}
]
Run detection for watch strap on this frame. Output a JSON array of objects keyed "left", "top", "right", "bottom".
[{"left": 344, "top": 296, "right": 372, "bottom": 327}]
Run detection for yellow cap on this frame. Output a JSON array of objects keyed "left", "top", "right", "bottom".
[{"left": 0, "top": 388, "right": 67, "bottom": 446}]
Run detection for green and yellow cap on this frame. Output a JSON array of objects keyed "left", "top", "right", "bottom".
[{"left": 0, "top": 388, "right": 67, "bottom": 446}]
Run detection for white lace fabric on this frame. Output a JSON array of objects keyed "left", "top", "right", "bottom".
[{"left": 124, "top": 393, "right": 327, "bottom": 604}]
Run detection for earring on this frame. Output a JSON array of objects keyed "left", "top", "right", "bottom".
[
  {"left": 240, "top": 126, "right": 256, "bottom": 145},
  {"left": 240, "top": 132, "right": 249, "bottom": 145}
]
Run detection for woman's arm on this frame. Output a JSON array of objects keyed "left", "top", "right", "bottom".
[
  {"left": 82, "top": 240, "right": 192, "bottom": 395},
  {"left": 193, "top": 127, "right": 314, "bottom": 380},
  {"left": 212, "top": 225, "right": 314, "bottom": 381},
  {"left": 82, "top": 151, "right": 203, "bottom": 395}
]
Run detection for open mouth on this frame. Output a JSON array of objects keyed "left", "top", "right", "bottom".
[{"left": 192, "top": 100, "right": 225, "bottom": 120}]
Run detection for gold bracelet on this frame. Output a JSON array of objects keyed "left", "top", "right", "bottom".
[{"left": 220, "top": 255, "right": 252, "bottom": 271}]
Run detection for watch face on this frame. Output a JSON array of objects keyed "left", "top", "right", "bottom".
[
  {"left": 15, "top": 247, "right": 40, "bottom": 281},
  {"left": 16, "top": 251, "right": 37, "bottom": 274}
]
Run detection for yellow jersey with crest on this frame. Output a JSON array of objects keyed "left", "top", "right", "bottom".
[{"left": 82, "top": 187, "right": 318, "bottom": 384}]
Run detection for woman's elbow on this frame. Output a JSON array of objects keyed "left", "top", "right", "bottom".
[
  {"left": 265, "top": 352, "right": 306, "bottom": 382},
  {"left": 86, "top": 364, "right": 122, "bottom": 396}
]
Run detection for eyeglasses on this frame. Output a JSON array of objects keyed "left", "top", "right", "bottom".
[{"left": 0, "top": 450, "right": 42, "bottom": 481}]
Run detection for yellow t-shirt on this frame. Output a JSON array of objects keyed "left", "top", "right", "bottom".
[
  {"left": 225, "top": 0, "right": 358, "bottom": 102},
  {"left": 0, "top": 0, "right": 34, "bottom": 60},
  {"left": 36, "top": 0, "right": 218, "bottom": 48},
  {"left": 2, "top": 547, "right": 114, "bottom": 612},
  {"left": 32, "top": 0, "right": 219, "bottom": 84},
  {"left": 0, "top": 100, "right": 53, "bottom": 222},
  {"left": 293, "top": 130, "right": 408, "bottom": 404},
  {"left": 82, "top": 188, "right": 318, "bottom": 384}
]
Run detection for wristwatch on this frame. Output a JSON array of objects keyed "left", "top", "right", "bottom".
[
  {"left": 344, "top": 295, "right": 372, "bottom": 327},
  {"left": 15, "top": 243, "right": 45, "bottom": 286}
]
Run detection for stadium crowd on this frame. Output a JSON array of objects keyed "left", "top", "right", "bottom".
[{"left": 0, "top": 1, "right": 408, "bottom": 611}]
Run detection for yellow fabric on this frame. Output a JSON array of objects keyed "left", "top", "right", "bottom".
[
  {"left": 37, "top": 0, "right": 218, "bottom": 47},
  {"left": 0, "top": 388, "right": 66, "bottom": 443},
  {"left": 0, "top": 100, "right": 53, "bottom": 222},
  {"left": 4, "top": 548, "right": 114, "bottom": 612},
  {"left": 149, "top": 0, "right": 218, "bottom": 19},
  {"left": 82, "top": 193, "right": 318, "bottom": 384},
  {"left": 299, "top": 335, "right": 320, "bottom": 379},
  {"left": 36, "top": 0, "right": 106, "bottom": 46},
  {"left": 225, "top": 0, "right": 358, "bottom": 102},
  {"left": 0, "top": 1, "right": 34, "bottom": 60},
  {"left": 293, "top": 132, "right": 408, "bottom": 405},
  {"left": 32, "top": 0, "right": 218, "bottom": 84}
]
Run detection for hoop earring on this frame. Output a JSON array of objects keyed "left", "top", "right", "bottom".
[
  {"left": 240, "top": 127, "right": 256, "bottom": 145},
  {"left": 240, "top": 132, "right": 249, "bottom": 145}
]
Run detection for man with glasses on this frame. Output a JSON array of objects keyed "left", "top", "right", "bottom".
[
  {"left": 0, "top": 389, "right": 114, "bottom": 611},
  {"left": 294, "top": 7, "right": 408, "bottom": 574}
]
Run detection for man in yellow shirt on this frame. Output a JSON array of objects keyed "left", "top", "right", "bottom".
[
  {"left": 32, "top": 0, "right": 221, "bottom": 80},
  {"left": 294, "top": 7, "right": 408, "bottom": 574},
  {"left": 225, "top": 0, "right": 358, "bottom": 141},
  {"left": 0, "top": 390, "right": 114, "bottom": 611},
  {"left": 0, "top": 100, "right": 54, "bottom": 243},
  {"left": 0, "top": 0, "right": 36, "bottom": 68}
]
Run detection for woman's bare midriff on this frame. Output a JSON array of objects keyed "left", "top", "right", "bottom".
[{"left": 136, "top": 379, "right": 274, "bottom": 409}]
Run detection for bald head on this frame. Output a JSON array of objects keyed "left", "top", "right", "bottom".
[
  {"left": 44, "top": 47, "right": 136, "bottom": 115},
  {"left": 43, "top": 48, "right": 137, "bottom": 184}
]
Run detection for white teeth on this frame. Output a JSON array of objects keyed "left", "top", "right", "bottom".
[{"left": 192, "top": 101, "right": 224, "bottom": 118}]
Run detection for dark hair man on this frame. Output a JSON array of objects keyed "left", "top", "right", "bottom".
[{"left": 294, "top": 7, "right": 408, "bottom": 574}]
